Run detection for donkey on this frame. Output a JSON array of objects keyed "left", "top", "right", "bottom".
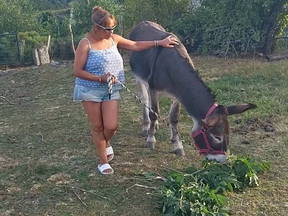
[{"left": 129, "top": 21, "right": 256, "bottom": 162}]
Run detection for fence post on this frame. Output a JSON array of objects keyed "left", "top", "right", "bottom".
[
  {"left": 15, "top": 33, "right": 21, "bottom": 64},
  {"left": 33, "top": 48, "right": 41, "bottom": 66},
  {"left": 19, "top": 40, "right": 25, "bottom": 64}
]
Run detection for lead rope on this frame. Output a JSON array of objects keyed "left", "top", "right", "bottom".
[
  {"left": 107, "top": 75, "right": 158, "bottom": 118},
  {"left": 107, "top": 75, "right": 114, "bottom": 100}
]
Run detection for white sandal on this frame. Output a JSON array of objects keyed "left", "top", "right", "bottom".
[
  {"left": 106, "top": 146, "right": 114, "bottom": 162},
  {"left": 97, "top": 163, "right": 114, "bottom": 175}
]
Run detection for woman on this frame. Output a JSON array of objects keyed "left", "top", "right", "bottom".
[{"left": 73, "top": 6, "right": 178, "bottom": 175}]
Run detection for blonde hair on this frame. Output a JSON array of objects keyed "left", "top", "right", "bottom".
[{"left": 91, "top": 6, "right": 117, "bottom": 26}]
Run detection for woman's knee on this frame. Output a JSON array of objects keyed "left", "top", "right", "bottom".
[
  {"left": 104, "top": 124, "right": 118, "bottom": 134},
  {"left": 91, "top": 125, "right": 104, "bottom": 134}
]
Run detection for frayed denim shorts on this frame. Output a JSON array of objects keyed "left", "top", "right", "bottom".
[{"left": 73, "top": 85, "right": 121, "bottom": 102}]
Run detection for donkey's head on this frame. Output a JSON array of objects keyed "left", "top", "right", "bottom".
[{"left": 192, "top": 103, "right": 256, "bottom": 162}]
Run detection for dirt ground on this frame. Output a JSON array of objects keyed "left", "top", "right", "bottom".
[{"left": 0, "top": 56, "right": 287, "bottom": 215}]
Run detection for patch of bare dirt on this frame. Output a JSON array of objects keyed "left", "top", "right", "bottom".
[
  {"left": 0, "top": 155, "right": 19, "bottom": 170},
  {"left": 233, "top": 117, "right": 276, "bottom": 134}
]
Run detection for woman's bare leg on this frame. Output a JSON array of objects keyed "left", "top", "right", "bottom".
[
  {"left": 82, "top": 101, "right": 112, "bottom": 173},
  {"left": 102, "top": 100, "right": 119, "bottom": 144}
]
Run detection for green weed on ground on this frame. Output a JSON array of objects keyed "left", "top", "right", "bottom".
[
  {"left": 161, "top": 156, "right": 270, "bottom": 216},
  {"left": 0, "top": 57, "right": 287, "bottom": 215}
]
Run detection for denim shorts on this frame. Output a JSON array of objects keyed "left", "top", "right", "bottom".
[{"left": 73, "top": 85, "right": 121, "bottom": 102}]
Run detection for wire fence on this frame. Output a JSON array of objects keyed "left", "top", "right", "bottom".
[{"left": 0, "top": 33, "right": 20, "bottom": 65}]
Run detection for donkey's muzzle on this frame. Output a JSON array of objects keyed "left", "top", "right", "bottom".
[{"left": 192, "top": 129, "right": 226, "bottom": 155}]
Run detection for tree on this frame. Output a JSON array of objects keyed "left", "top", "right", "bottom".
[
  {"left": 262, "top": 0, "right": 287, "bottom": 54},
  {"left": 0, "top": 0, "right": 38, "bottom": 33},
  {"left": 71, "top": 0, "right": 122, "bottom": 36},
  {"left": 168, "top": 0, "right": 288, "bottom": 56},
  {"left": 123, "top": 0, "right": 190, "bottom": 34}
]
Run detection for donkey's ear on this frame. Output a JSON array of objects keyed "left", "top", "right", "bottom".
[{"left": 226, "top": 103, "right": 257, "bottom": 115}]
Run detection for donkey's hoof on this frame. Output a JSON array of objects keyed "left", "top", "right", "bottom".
[
  {"left": 146, "top": 136, "right": 156, "bottom": 149},
  {"left": 145, "top": 142, "right": 155, "bottom": 149},
  {"left": 206, "top": 154, "right": 227, "bottom": 163},
  {"left": 155, "top": 121, "right": 159, "bottom": 130},
  {"left": 172, "top": 148, "right": 185, "bottom": 156}
]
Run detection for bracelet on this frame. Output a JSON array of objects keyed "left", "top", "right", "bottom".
[{"left": 154, "top": 40, "right": 159, "bottom": 47}]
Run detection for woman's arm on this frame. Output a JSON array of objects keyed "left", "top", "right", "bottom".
[{"left": 113, "top": 34, "right": 178, "bottom": 51}]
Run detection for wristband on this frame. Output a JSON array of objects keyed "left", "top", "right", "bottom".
[{"left": 154, "top": 40, "right": 159, "bottom": 47}]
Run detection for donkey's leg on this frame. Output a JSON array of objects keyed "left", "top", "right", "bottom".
[
  {"left": 136, "top": 78, "right": 150, "bottom": 136},
  {"left": 169, "top": 101, "right": 185, "bottom": 156},
  {"left": 145, "top": 89, "right": 159, "bottom": 149}
]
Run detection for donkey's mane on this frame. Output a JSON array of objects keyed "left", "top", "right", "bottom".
[{"left": 173, "top": 41, "right": 216, "bottom": 99}]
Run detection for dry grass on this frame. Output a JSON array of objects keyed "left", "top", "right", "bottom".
[{"left": 0, "top": 56, "right": 287, "bottom": 215}]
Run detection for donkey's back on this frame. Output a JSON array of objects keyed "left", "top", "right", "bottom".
[{"left": 129, "top": 21, "right": 196, "bottom": 92}]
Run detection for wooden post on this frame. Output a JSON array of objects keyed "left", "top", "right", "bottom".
[
  {"left": 47, "top": 35, "right": 51, "bottom": 50},
  {"left": 38, "top": 46, "right": 50, "bottom": 65},
  {"left": 19, "top": 40, "right": 25, "bottom": 64},
  {"left": 33, "top": 35, "right": 51, "bottom": 65},
  {"left": 69, "top": 8, "right": 76, "bottom": 55},
  {"left": 33, "top": 48, "right": 40, "bottom": 66},
  {"left": 69, "top": 24, "right": 76, "bottom": 55}
]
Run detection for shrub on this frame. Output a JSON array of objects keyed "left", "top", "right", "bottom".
[{"left": 71, "top": 0, "right": 122, "bottom": 36}]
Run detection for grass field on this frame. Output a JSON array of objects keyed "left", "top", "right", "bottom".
[{"left": 0, "top": 56, "right": 287, "bottom": 216}]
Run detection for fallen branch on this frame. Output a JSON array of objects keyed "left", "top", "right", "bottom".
[
  {"left": 71, "top": 186, "right": 109, "bottom": 200},
  {"left": 72, "top": 189, "right": 88, "bottom": 208},
  {"left": 267, "top": 54, "right": 288, "bottom": 61},
  {"left": 162, "top": 166, "right": 184, "bottom": 174},
  {"left": 126, "top": 183, "right": 157, "bottom": 193}
]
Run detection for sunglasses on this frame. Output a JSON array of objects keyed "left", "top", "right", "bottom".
[{"left": 95, "top": 23, "right": 117, "bottom": 32}]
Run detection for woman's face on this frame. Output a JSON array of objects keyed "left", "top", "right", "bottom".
[{"left": 94, "top": 18, "right": 116, "bottom": 39}]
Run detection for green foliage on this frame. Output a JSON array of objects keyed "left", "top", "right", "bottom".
[
  {"left": 161, "top": 156, "right": 270, "bottom": 216},
  {"left": 1, "top": 0, "right": 286, "bottom": 60},
  {"left": 0, "top": 0, "right": 38, "bottom": 33},
  {"left": 275, "top": 1, "right": 288, "bottom": 36},
  {"left": 38, "top": 9, "right": 71, "bottom": 38},
  {"left": 29, "top": 0, "right": 72, "bottom": 10},
  {"left": 17, "top": 31, "right": 49, "bottom": 63},
  {"left": 169, "top": 0, "right": 288, "bottom": 55},
  {"left": 50, "top": 36, "right": 75, "bottom": 60},
  {"left": 123, "top": 0, "right": 190, "bottom": 34},
  {"left": 71, "top": 0, "right": 122, "bottom": 36},
  {"left": 18, "top": 31, "right": 48, "bottom": 48},
  {"left": 0, "top": 34, "right": 20, "bottom": 65}
]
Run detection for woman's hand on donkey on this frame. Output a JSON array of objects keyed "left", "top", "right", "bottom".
[{"left": 159, "top": 35, "right": 179, "bottom": 48}]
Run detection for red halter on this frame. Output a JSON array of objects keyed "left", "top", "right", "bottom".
[{"left": 191, "top": 103, "right": 226, "bottom": 155}]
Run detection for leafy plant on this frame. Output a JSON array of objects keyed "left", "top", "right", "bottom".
[
  {"left": 160, "top": 156, "right": 270, "bottom": 215},
  {"left": 18, "top": 31, "right": 48, "bottom": 48},
  {"left": 231, "top": 157, "right": 270, "bottom": 187}
]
